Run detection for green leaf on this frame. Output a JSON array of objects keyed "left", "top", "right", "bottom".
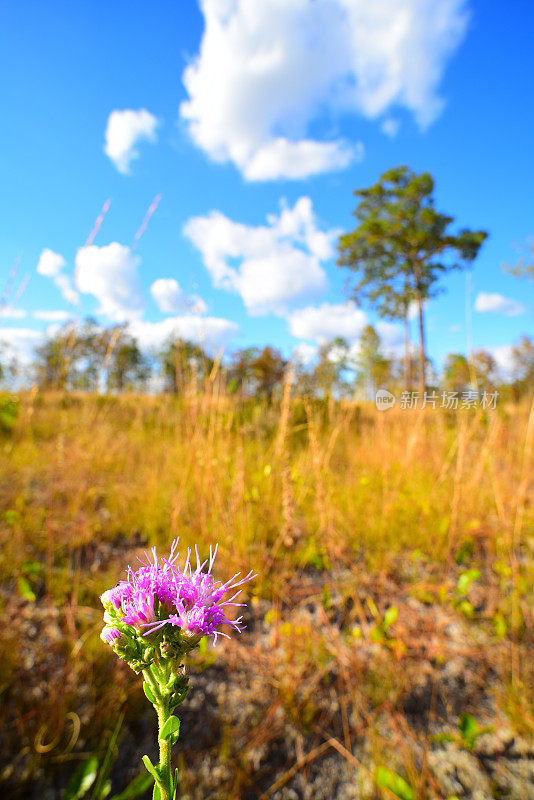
[
  {"left": 4, "top": 509, "right": 20, "bottom": 526},
  {"left": 367, "top": 597, "right": 379, "bottom": 618},
  {"left": 64, "top": 756, "right": 99, "bottom": 800},
  {"left": 456, "top": 569, "right": 480, "bottom": 596},
  {"left": 90, "top": 712, "right": 124, "bottom": 800},
  {"left": 375, "top": 766, "right": 415, "bottom": 800},
  {"left": 109, "top": 772, "right": 154, "bottom": 799},
  {"left": 99, "top": 780, "right": 111, "bottom": 799},
  {"left": 454, "top": 538, "right": 474, "bottom": 565},
  {"left": 458, "top": 713, "right": 479, "bottom": 750},
  {"left": 383, "top": 606, "right": 399, "bottom": 628},
  {"left": 493, "top": 613, "right": 507, "bottom": 639},
  {"left": 159, "top": 715, "right": 180, "bottom": 741},
  {"left": 152, "top": 784, "right": 161, "bottom": 800},
  {"left": 143, "top": 682, "right": 156, "bottom": 704},
  {"left": 457, "top": 599, "right": 474, "bottom": 619},
  {"left": 141, "top": 756, "right": 159, "bottom": 782},
  {"left": 17, "top": 576, "right": 36, "bottom": 602},
  {"left": 370, "top": 627, "right": 386, "bottom": 643},
  {"left": 23, "top": 559, "right": 42, "bottom": 575}
]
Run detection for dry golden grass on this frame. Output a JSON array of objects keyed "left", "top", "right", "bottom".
[
  {"left": 0, "top": 386, "right": 532, "bottom": 798},
  {"left": 3, "top": 390, "right": 532, "bottom": 574}
]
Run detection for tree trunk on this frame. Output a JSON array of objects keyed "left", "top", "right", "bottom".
[
  {"left": 403, "top": 311, "right": 412, "bottom": 391},
  {"left": 415, "top": 285, "right": 426, "bottom": 395}
]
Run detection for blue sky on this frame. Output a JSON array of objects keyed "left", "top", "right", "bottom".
[{"left": 0, "top": 0, "right": 533, "bottom": 374}]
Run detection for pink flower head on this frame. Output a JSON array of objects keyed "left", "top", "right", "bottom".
[{"left": 102, "top": 540, "right": 255, "bottom": 645}]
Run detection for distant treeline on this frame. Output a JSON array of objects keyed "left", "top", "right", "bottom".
[{"left": 1, "top": 317, "right": 532, "bottom": 402}]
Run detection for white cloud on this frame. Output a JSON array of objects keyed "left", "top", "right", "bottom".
[
  {"left": 36, "top": 249, "right": 65, "bottom": 277},
  {"left": 375, "top": 320, "right": 405, "bottom": 350},
  {"left": 104, "top": 109, "right": 159, "bottom": 174},
  {"left": 288, "top": 301, "right": 368, "bottom": 343},
  {"left": 184, "top": 197, "right": 334, "bottom": 315},
  {"left": 54, "top": 274, "right": 79, "bottom": 305},
  {"left": 475, "top": 292, "right": 525, "bottom": 317},
  {"left": 293, "top": 342, "right": 318, "bottom": 365},
  {"left": 407, "top": 299, "right": 430, "bottom": 320},
  {"left": 44, "top": 323, "right": 64, "bottom": 340},
  {"left": 36, "top": 248, "right": 79, "bottom": 305},
  {"left": 129, "top": 315, "right": 238, "bottom": 352},
  {"left": 75, "top": 242, "right": 143, "bottom": 322},
  {"left": 0, "top": 326, "right": 43, "bottom": 365},
  {"left": 33, "top": 310, "right": 73, "bottom": 322},
  {"left": 0, "top": 306, "right": 26, "bottom": 319},
  {"left": 288, "top": 301, "right": 405, "bottom": 365},
  {"left": 150, "top": 278, "right": 183, "bottom": 313},
  {"left": 488, "top": 345, "right": 513, "bottom": 378},
  {"left": 243, "top": 138, "right": 358, "bottom": 182},
  {"left": 180, "top": 0, "right": 468, "bottom": 180},
  {"left": 150, "top": 278, "right": 207, "bottom": 315}
]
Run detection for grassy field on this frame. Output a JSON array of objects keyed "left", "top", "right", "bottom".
[{"left": 0, "top": 387, "right": 533, "bottom": 799}]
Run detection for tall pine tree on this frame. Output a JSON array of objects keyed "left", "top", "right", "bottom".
[{"left": 337, "top": 166, "right": 487, "bottom": 393}]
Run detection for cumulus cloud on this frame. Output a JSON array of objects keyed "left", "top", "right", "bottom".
[
  {"left": 184, "top": 197, "right": 334, "bottom": 315},
  {"left": 0, "top": 326, "right": 43, "bottom": 365},
  {"left": 75, "top": 242, "right": 143, "bottom": 321},
  {"left": 104, "top": 109, "right": 159, "bottom": 174},
  {"left": 0, "top": 306, "right": 26, "bottom": 319},
  {"left": 33, "top": 310, "right": 73, "bottom": 322},
  {"left": 129, "top": 315, "right": 238, "bottom": 352},
  {"left": 244, "top": 138, "right": 359, "bottom": 182},
  {"left": 288, "top": 301, "right": 405, "bottom": 367},
  {"left": 36, "top": 249, "right": 65, "bottom": 277},
  {"left": 475, "top": 292, "right": 525, "bottom": 317},
  {"left": 150, "top": 278, "right": 207, "bottom": 315},
  {"left": 485, "top": 345, "right": 514, "bottom": 380},
  {"left": 36, "top": 248, "right": 78, "bottom": 304},
  {"left": 54, "top": 274, "right": 79, "bottom": 305},
  {"left": 288, "top": 301, "right": 368, "bottom": 343},
  {"left": 180, "top": 0, "right": 468, "bottom": 180},
  {"left": 293, "top": 342, "right": 319, "bottom": 365}
]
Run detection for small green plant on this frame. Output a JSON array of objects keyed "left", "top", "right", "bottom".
[
  {"left": 433, "top": 712, "right": 494, "bottom": 752},
  {"left": 457, "top": 713, "right": 494, "bottom": 751},
  {"left": 369, "top": 601, "right": 405, "bottom": 653},
  {"left": 375, "top": 765, "right": 414, "bottom": 800},
  {"left": 454, "top": 537, "right": 475, "bottom": 565},
  {"left": 64, "top": 712, "right": 154, "bottom": 800},
  {"left": 65, "top": 756, "right": 153, "bottom": 800},
  {"left": 452, "top": 568, "right": 480, "bottom": 618},
  {"left": 17, "top": 560, "right": 43, "bottom": 602}
]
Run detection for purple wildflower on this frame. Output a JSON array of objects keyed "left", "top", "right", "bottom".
[{"left": 102, "top": 540, "right": 255, "bottom": 645}]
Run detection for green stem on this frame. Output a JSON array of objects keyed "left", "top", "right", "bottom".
[
  {"left": 142, "top": 662, "right": 179, "bottom": 800},
  {"left": 156, "top": 700, "right": 173, "bottom": 800}
]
